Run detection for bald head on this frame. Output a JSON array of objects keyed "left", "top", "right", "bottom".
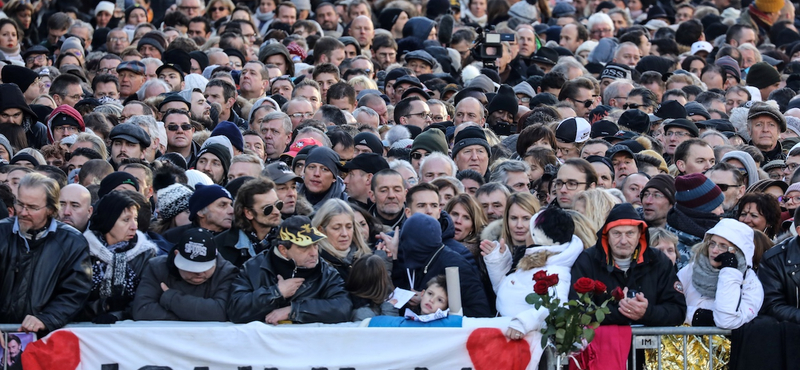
[
  {"left": 454, "top": 97, "right": 486, "bottom": 126},
  {"left": 58, "top": 184, "right": 93, "bottom": 232}
]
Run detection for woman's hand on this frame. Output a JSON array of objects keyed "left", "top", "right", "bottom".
[
  {"left": 377, "top": 227, "right": 400, "bottom": 260},
  {"left": 480, "top": 238, "right": 506, "bottom": 256},
  {"left": 505, "top": 327, "right": 525, "bottom": 340}
]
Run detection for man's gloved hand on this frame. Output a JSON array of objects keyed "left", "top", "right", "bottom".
[
  {"left": 714, "top": 252, "right": 738, "bottom": 269},
  {"left": 692, "top": 308, "right": 715, "bottom": 326},
  {"left": 92, "top": 313, "right": 118, "bottom": 324}
]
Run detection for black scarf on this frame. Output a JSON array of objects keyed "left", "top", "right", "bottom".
[{"left": 666, "top": 205, "right": 720, "bottom": 239}]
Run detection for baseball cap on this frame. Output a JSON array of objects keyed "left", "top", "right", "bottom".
[
  {"left": 652, "top": 100, "right": 687, "bottom": 120},
  {"left": 281, "top": 138, "right": 322, "bottom": 159},
  {"left": 174, "top": 228, "right": 218, "bottom": 273},
  {"left": 590, "top": 120, "right": 619, "bottom": 138},
  {"left": 691, "top": 41, "right": 713, "bottom": 55},
  {"left": 555, "top": 117, "right": 591, "bottom": 143},
  {"left": 279, "top": 215, "right": 327, "bottom": 247},
  {"left": 264, "top": 161, "right": 303, "bottom": 184}
]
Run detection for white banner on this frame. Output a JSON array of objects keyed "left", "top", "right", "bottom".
[{"left": 19, "top": 318, "right": 546, "bottom": 370}]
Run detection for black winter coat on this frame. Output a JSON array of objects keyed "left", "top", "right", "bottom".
[
  {"left": 570, "top": 203, "right": 686, "bottom": 327},
  {"left": 758, "top": 236, "right": 800, "bottom": 324},
  {"left": 132, "top": 255, "right": 238, "bottom": 321},
  {"left": 0, "top": 218, "right": 92, "bottom": 332},
  {"left": 227, "top": 248, "right": 352, "bottom": 324}
]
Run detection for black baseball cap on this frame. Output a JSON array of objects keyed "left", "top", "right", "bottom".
[
  {"left": 652, "top": 100, "right": 687, "bottom": 120},
  {"left": 590, "top": 120, "right": 619, "bottom": 139},
  {"left": 279, "top": 215, "right": 327, "bottom": 246},
  {"left": 174, "top": 228, "right": 218, "bottom": 273}
]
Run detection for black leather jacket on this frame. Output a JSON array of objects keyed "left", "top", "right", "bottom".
[
  {"left": 758, "top": 236, "right": 800, "bottom": 324},
  {"left": 0, "top": 218, "right": 92, "bottom": 332},
  {"left": 227, "top": 248, "right": 352, "bottom": 324}
]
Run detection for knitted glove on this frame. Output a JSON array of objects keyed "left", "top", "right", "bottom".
[
  {"left": 714, "top": 252, "right": 738, "bottom": 269},
  {"left": 691, "top": 308, "right": 715, "bottom": 327}
]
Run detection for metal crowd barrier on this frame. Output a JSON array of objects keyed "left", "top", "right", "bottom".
[
  {"left": 630, "top": 326, "right": 732, "bottom": 370},
  {"left": 538, "top": 326, "right": 733, "bottom": 370}
]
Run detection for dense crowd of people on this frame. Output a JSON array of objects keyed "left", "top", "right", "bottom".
[{"left": 2, "top": 0, "right": 800, "bottom": 366}]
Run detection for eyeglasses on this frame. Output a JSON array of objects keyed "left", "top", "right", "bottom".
[
  {"left": 571, "top": 98, "right": 594, "bottom": 109},
  {"left": 108, "top": 37, "right": 127, "bottom": 42},
  {"left": 25, "top": 55, "right": 46, "bottom": 64},
  {"left": 518, "top": 96, "right": 531, "bottom": 103},
  {"left": 553, "top": 179, "right": 587, "bottom": 190},
  {"left": 410, "top": 151, "right": 430, "bottom": 161},
  {"left": 782, "top": 195, "right": 800, "bottom": 204},
  {"left": 591, "top": 29, "right": 612, "bottom": 35},
  {"left": 640, "top": 190, "right": 665, "bottom": 200},
  {"left": 179, "top": 5, "right": 200, "bottom": 11},
  {"left": 714, "top": 183, "right": 739, "bottom": 192},
  {"left": 262, "top": 200, "right": 284, "bottom": 215},
  {"left": 405, "top": 111, "right": 431, "bottom": 119},
  {"left": 289, "top": 112, "right": 314, "bottom": 119},
  {"left": 708, "top": 240, "right": 736, "bottom": 253},
  {"left": 14, "top": 200, "right": 45, "bottom": 213},
  {"left": 167, "top": 123, "right": 193, "bottom": 131},
  {"left": 97, "top": 68, "right": 118, "bottom": 74},
  {"left": 623, "top": 103, "right": 644, "bottom": 109},
  {"left": 211, "top": 6, "right": 227, "bottom": 11},
  {"left": 665, "top": 131, "right": 690, "bottom": 138},
  {"left": 229, "top": 61, "right": 243, "bottom": 68}
]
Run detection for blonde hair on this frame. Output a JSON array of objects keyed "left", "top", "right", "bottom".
[
  {"left": 347, "top": 75, "right": 378, "bottom": 90},
  {"left": 574, "top": 189, "right": 617, "bottom": 233},
  {"left": 649, "top": 227, "right": 678, "bottom": 249},
  {"left": 312, "top": 199, "right": 371, "bottom": 259},
  {"left": 501, "top": 192, "right": 540, "bottom": 245},
  {"left": 566, "top": 210, "right": 597, "bottom": 249}
]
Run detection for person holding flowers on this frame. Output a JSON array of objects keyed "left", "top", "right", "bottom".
[{"left": 570, "top": 203, "right": 686, "bottom": 326}]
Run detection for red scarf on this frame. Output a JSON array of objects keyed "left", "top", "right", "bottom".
[{"left": 749, "top": 4, "right": 775, "bottom": 28}]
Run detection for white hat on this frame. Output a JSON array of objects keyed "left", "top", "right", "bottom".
[
  {"left": 95, "top": 1, "right": 115, "bottom": 15},
  {"left": 185, "top": 170, "right": 214, "bottom": 189},
  {"left": 691, "top": 41, "right": 713, "bottom": 55}
]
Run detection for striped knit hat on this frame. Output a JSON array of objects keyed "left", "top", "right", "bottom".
[{"left": 674, "top": 173, "right": 724, "bottom": 213}]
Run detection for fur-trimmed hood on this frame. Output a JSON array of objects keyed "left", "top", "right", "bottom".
[{"left": 480, "top": 219, "right": 504, "bottom": 243}]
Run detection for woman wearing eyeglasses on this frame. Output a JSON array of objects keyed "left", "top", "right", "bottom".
[
  {"left": 79, "top": 191, "right": 159, "bottom": 323},
  {"left": 312, "top": 199, "right": 380, "bottom": 282},
  {"left": 677, "top": 219, "right": 763, "bottom": 329}
]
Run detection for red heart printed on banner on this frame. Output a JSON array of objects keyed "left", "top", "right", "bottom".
[
  {"left": 21, "top": 330, "right": 81, "bottom": 370},
  {"left": 467, "top": 328, "right": 531, "bottom": 370}
]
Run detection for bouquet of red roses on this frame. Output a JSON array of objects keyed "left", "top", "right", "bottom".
[{"left": 525, "top": 271, "right": 620, "bottom": 355}]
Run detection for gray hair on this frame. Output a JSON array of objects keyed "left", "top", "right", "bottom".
[
  {"left": 140, "top": 57, "right": 163, "bottom": 68},
  {"left": 352, "top": 106, "right": 378, "bottom": 119},
  {"left": 68, "top": 21, "right": 94, "bottom": 40},
  {"left": 19, "top": 173, "right": 60, "bottom": 214},
  {"left": 603, "top": 79, "right": 634, "bottom": 105},
  {"left": 475, "top": 181, "right": 512, "bottom": 199},
  {"left": 614, "top": 42, "right": 639, "bottom": 59},
  {"left": 93, "top": 102, "right": 124, "bottom": 117},
  {"left": 261, "top": 111, "right": 292, "bottom": 135},
  {"left": 700, "top": 129, "right": 730, "bottom": 146},
  {"left": 136, "top": 79, "right": 171, "bottom": 100},
  {"left": 297, "top": 126, "right": 332, "bottom": 147},
  {"left": 489, "top": 159, "right": 531, "bottom": 185},
  {"left": 587, "top": 12, "right": 614, "bottom": 32},
  {"left": 419, "top": 152, "right": 458, "bottom": 178},
  {"left": 176, "top": 0, "right": 206, "bottom": 8},
  {"left": 389, "top": 159, "right": 417, "bottom": 187},
  {"left": 551, "top": 57, "right": 590, "bottom": 79},
  {"left": 127, "top": 115, "right": 162, "bottom": 147}
]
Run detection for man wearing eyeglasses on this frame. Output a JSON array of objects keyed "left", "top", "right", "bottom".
[
  {"left": 662, "top": 119, "right": 699, "bottom": 162},
  {"left": 176, "top": 0, "right": 205, "bottom": 18},
  {"left": 394, "top": 97, "right": 432, "bottom": 130},
  {"left": 555, "top": 158, "right": 597, "bottom": 209},
  {"left": 559, "top": 77, "right": 599, "bottom": 120},
  {"left": 216, "top": 178, "right": 283, "bottom": 268},
  {"left": 47, "top": 105, "right": 85, "bottom": 144},
  {"left": 49, "top": 74, "right": 84, "bottom": 107},
  {"left": 0, "top": 173, "right": 92, "bottom": 335},
  {"left": 23, "top": 45, "right": 50, "bottom": 69}
]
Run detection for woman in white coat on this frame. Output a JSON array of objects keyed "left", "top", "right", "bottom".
[
  {"left": 677, "top": 218, "right": 763, "bottom": 329},
  {"left": 481, "top": 207, "right": 583, "bottom": 363}
]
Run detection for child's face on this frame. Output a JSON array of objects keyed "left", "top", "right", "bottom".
[{"left": 420, "top": 284, "right": 448, "bottom": 314}]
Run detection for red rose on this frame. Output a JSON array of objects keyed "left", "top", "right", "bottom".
[
  {"left": 533, "top": 270, "right": 548, "bottom": 282},
  {"left": 573, "top": 277, "right": 595, "bottom": 294},
  {"left": 593, "top": 281, "right": 607, "bottom": 295},
  {"left": 545, "top": 274, "right": 559, "bottom": 287},
  {"left": 534, "top": 280, "right": 549, "bottom": 295},
  {"left": 611, "top": 286, "right": 625, "bottom": 301}
]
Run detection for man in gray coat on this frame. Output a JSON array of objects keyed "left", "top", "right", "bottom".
[{"left": 132, "top": 228, "right": 238, "bottom": 321}]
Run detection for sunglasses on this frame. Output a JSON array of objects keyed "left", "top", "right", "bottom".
[
  {"left": 211, "top": 6, "right": 227, "bottom": 11},
  {"left": 263, "top": 200, "right": 284, "bottom": 215},
  {"left": 623, "top": 103, "right": 644, "bottom": 109},
  {"left": 572, "top": 99, "right": 594, "bottom": 109},
  {"left": 166, "top": 124, "right": 192, "bottom": 131}
]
